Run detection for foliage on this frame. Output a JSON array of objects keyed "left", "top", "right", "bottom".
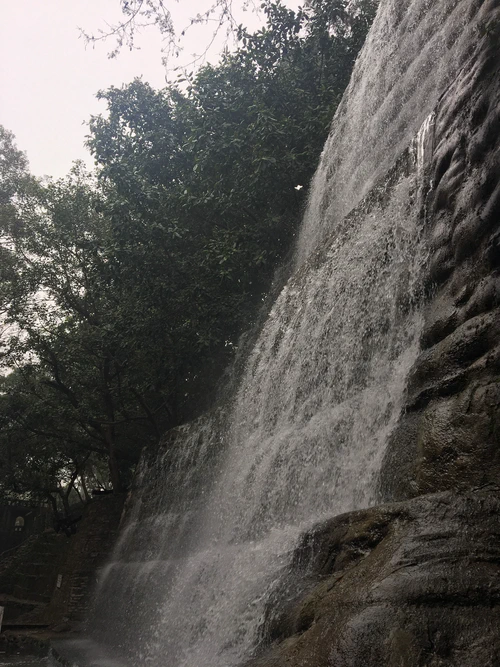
[
  {"left": 0, "top": 0, "right": 377, "bottom": 502},
  {"left": 87, "top": 0, "right": 378, "bottom": 405},
  {"left": 1, "top": 164, "right": 173, "bottom": 495}
]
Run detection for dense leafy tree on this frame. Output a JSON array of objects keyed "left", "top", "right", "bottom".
[
  {"left": 0, "top": 370, "right": 89, "bottom": 513},
  {"left": 0, "top": 0, "right": 377, "bottom": 503},
  {"left": 1, "top": 163, "right": 173, "bottom": 494},
  {"left": 87, "top": 0, "right": 378, "bottom": 410}
]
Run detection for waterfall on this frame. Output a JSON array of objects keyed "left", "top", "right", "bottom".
[
  {"left": 88, "top": 144, "right": 425, "bottom": 667},
  {"left": 88, "top": 166, "right": 425, "bottom": 666},
  {"left": 80, "top": 0, "right": 486, "bottom": 664}
]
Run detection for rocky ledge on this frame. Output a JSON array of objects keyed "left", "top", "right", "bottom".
[{"left": 248, "top": 489, "right": 500, "bottom": 666}]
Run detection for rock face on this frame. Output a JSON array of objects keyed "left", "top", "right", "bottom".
[
  {"left": 249, "top": 1, "right": 500, "bottom": 665},
  {"left": 249, "top": 491, "right": 500, "bottom": 667},
  {"left": 379, "top": 2, "right": 500, "bottom": 500}
]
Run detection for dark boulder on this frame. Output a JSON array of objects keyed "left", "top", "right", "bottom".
[{"left": 248, "top": 491, "right": 500, "bottom": 667}]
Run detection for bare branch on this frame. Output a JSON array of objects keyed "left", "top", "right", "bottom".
[{"left": 80, "top": 0, "right": 261, "bottom": 69}]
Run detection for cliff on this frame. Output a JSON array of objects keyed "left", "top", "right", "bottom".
[
  {"left": 248, "top": 0, "right": 500, "bottom": 664},
  {"left": 58, "top": 2, "right": 500, "bottom": 665}
]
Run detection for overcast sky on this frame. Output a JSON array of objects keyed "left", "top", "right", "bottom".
[{"left": 0, "top": 1, "right": 299, "bottom": 179}]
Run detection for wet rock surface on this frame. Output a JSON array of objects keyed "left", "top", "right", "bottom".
[
  {"left": 251, "top": 1, "right": 500, "bottom": 665},
  {"left": 379, "top": 0, "right": 500, "bottom": 500},
  {"left": 248, "top": 490, "right": 500, "bottom": 667}
]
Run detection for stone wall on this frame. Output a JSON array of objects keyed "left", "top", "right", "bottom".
[
  {"left": 42, "top": 493, "right": 126, "bottom": 626},
  {"left": 0, "top": 501, "right": 51, "bottom": 555},
  {"left": 0, "top": 531, "right": 67, "bottom": 610}
]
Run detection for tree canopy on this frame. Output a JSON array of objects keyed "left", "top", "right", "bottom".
[{"left": 0, "top": 0, "right": 377, "bottom": 511}]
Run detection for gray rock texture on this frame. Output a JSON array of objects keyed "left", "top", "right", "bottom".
[
  {"left": 379, "top": 0, "right": 500, "bottom": 500},
  {"left": 248, "top": 491, "right": 500, "bottom": 667},
  {"left": 250, "top": 0, "right": 500, "bottom": 664}
]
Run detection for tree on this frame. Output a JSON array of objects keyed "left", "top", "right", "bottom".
[
  {"left": 82, "top": 0, "right": 254, "bottom": 65},
  {"left": 1, "top": 160, "right": 173, "bottom": 493},
  {"left": 87, "top": 0, "right": 378, "bottom": 413},
  {"left": 0, "top": 0, "right": 378, "bottom": 501},
  {"left": 0, "top": 370, "right": 90, "bottom": 515}
]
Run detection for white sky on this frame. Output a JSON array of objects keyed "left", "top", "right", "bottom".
[{"left": 0, "top": 1, "right": 299, "bottom": 179}]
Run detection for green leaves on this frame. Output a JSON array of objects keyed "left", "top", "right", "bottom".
[
  {"left": 0, "top": 0, "right": 377, "bottom": 501},
  {"left": 83, "top": 0, "right": 378, "bottom": 419}
]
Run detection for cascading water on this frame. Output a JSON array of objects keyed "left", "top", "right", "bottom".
[
  {"left": 77, "top": 0, "right": 487, "bottom": 665},
  {"left": 86, "top": 167, "right": 425, "bottom": 667}
]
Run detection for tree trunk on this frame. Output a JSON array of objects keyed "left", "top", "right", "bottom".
[
  {"left": 45, "top": 492, "right": 59, "bottom": 521},
  {"left": 103, "top": 423, "right": 122, "bottom": 491},
  {"left": 60, "top": 489, "right": 71, "bottom": 517},
  {"left": 80, "top": 474, "right": 91, "bottom": 502},
  {"left": 74, "top": 484, "right": 85, "bottom": 506}
]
